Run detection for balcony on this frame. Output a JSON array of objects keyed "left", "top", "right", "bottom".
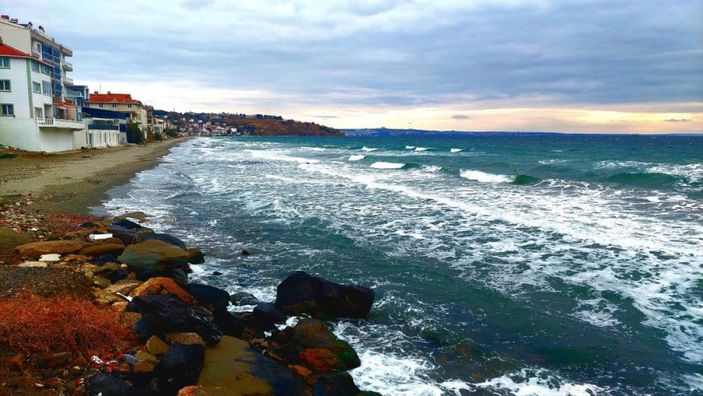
[
  {"left": 62, "top": 61, "right": 73, "bottom": 71},
  {"left": 64, "top": 76, "right": 74, "bottom": 85},
  {"left": 36, "top": 118, "right": 84, "bottom": 130}
]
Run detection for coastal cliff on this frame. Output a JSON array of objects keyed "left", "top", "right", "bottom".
[{"left": 224, "top": 118, "right": 343, "bottom": 137}]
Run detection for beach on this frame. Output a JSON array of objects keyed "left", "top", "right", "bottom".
[
  {"left": 0, "top": 138, "right": 190, "bottom": 215},
  {"left": 0, "top": 137, "right": 375, "bottom": 395}
]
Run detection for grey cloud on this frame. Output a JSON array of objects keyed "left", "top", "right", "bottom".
[
  {"left": 664, "top": 118, "right": 692, "bottom": 123},
  {"left": 5, "top": 0, "right": 703, "bottom": 110},
  {"left": 452, "top": 115, "right": 471, "bottom": 120}
]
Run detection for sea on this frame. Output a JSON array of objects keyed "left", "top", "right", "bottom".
[{"left": 100, "top": 132, "right": 703, "bottom": 395}]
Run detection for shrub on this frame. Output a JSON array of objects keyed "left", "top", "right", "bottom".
[
  {"left": 45, "top": 213, "right": 99, "bottom": 234},
  {"left": 0, "top": 293, "right": 134, "bottom": 361}
]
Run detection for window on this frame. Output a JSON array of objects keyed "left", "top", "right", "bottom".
[
  {"left": 128, "top": 104, "right": 132, "bottom": 108},
  {"left": 42, "top": 81, "right": 51, "bottom": 95},
  {"left": 41, "top": 64, "right": 51, "bottom": 75},
  {"left": 31, "top": 61, "right": 39, "bottom": 72},
  {"left": 32, "top": 82, "right": 41, "bottom": 94},
  {"left": 112, "top": 104, "right": 116, "bottom": 108},
  {"left": 99, "top": 104, "right": 103, "bottom": 108},
  {"left": 1, "top": 104, "right": 14, "bottom": 117},
  {"left": 35, "top": 107, "right": 43, "bottom": 119},
  {"left": 0, "top": 57, "right": 9, "bottom": 69},
  {"left": 0, "top": 80, "right": 10, "bottom": 91}
]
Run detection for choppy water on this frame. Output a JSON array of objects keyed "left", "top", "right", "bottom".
[{"left": 102, "top": 133, "right": 703, "bottom": 395}]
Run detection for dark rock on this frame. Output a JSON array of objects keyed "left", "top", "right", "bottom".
[
  {"left": 230, "top": 291, "right": 260, "bottom": 306},
  {"left": 80, "top": 221, "right": 99, "bottom": 228},
  {"left": 212, "top": 271, "right": 222, "bottom": 276},
  {"left": 108, "top": 219, "right": 155, "bottom": 245},
  {"left": 253, "top": 302, "right": 287, "bottom": 325},
  {"left": 275, "top": 271, "right": 375, "bottom": 319},
  {"left": 89, "top": 253, "right": 119, "bottom": 266},
  {"left": 139, "top": 233, "right": 187, "bottom": 250},
  {"left": 153, "top": 343, "right": 205, "bottom": 396},
  {"left": 212, "top": 309, "right": 246, "bottom": 338},
  {"left": 86, "top": 373, "right": 147, "bottom": 396},
  {"left": 127, "top": 294, "right": 222, "bottom": 346},
  {"left": 187, "top": 248, "right": 205, "bottom": 264},
  {"left": 312, "top": 373, "right": 362, "bottom": 396},
  {"left": 240, "top": 248, "right": 251, "bottom": 256},
  {"left": 187, "top": 283, "right": 230, "bottom": 311}
]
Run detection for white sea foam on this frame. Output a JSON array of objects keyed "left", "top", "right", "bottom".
[
  {"left": 405, "top": 145, "right": 416, "bottom": 150},
  {"left": 450, "top": 148, "right": 463, "bottom": 153},
  {"left": 246, "top": 149, "right": 320, "bottom": 164},
  {"left": 460, "top": 169, "right": 514, "bottom": 183},
  {"left": 473, "top": 369, "right": 604, "bottom": 396},
  {"left": 421, "top": 165, "right": 442, "bottom": 173},
  {"left": 415, "top": 147, "right": 429, "bottom": 152},
  {"left": 361, "top": 146, "right": 378, "bottom": 152},
  {"left": 539, "top": 159, "right": 569, "bottom": 165},
  {"left": 349, "top": 154, "right": 366, "bottom": 161},
  {"left": 371, "top": 161, "right": 406, "bottom": 169}
]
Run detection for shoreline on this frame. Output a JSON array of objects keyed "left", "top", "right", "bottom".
[
  {"left": 0, "top": 138, "right": 190, "bottom": 215},
  {"left": 0, "top": 136, "right": 377, "bottom": 395}
]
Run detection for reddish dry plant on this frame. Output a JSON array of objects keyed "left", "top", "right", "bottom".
[
  {"left": 44, "top": 213, "right": 98, "bottom": 234},
  {"left": 0, "top": 293, "right": 134, "bottom": 361}
]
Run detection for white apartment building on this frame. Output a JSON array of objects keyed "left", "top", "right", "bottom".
[{"left": 0, "top": 16, "right": 84, "bottom": 152}]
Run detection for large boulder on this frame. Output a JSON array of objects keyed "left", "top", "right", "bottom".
[
  {"left": 130, "top": 277, "right": 195, "bottom": 305},
  {"left": 79, "top": 242, "right": 125, "bottom": 257},
  {"left": 15, "top": 240, "right": 83, "bottom": 259},
  {"left": 268, "top": 318, "right": 360, "bottom": 375},
  {"left": 187, "top": 284, "right": 230, "bottom": 312},
  {"left": 118, "top": 240, "right": 190, "bottom": 271},
  {"left": 153, "top": 343, "right": 206, "bottom": 396},
  {"left": 108, "top": 219, "right": 155, "bottom": 245},
  {"left": 275, "top": 271, "right": 374, "bottom": 319},
  {"left": 127, "top": 294, "right": 222, "bottom": 346},
  {"left": 139, "top": 233, "right": 188, "bottom": 250},
  {"left": 230, "top": 292, "right": 260, "bottom": 306},
  {"left": 197, "top": 336, "right": 306, "bottom": 396}
]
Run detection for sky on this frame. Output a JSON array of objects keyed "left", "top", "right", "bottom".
[{"left": 2, "top": 0, "right": 702, "bottom": 133}]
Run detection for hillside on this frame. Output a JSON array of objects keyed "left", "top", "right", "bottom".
[{"left": 224, "top": 118, "right": 342, "bottom": 136}]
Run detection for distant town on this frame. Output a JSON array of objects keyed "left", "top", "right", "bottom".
[{"left": 0, "top": 15, "right": 339, "bottom": 154}]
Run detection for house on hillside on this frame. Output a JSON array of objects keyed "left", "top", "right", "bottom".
[
  {"left": 85, "top": 92, "right": 148, "bottom": 143},
  {"left": 0, "top": 16, "right": 85, "bottom": 152}
]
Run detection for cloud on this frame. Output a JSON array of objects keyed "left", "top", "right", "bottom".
[
  {"left": 664, "top": 118, "right": 692, "bottom": 122},
  {"left": 314, "top": 115, "right": 339, "bottom": 119},
  {"left": 452, "top": 114, "right": 472, "bottom": 120},
  {"left": 181, "top": 0, "right": 214, "bottom": 10},
  {"left": 2, "top": 0, "right": 702, "bottom": 132}
]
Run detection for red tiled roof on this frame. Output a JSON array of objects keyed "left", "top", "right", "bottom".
[
  {"left": 87, "top": 93, "right": 143, "bottom": 105},
  {"left": 0, "top": 42, "right": 32, "bottom": 58},
  {"left": 54, "top": 100, "right": 74, "bottom": 107}
]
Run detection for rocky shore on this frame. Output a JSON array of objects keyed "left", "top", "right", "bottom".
[
  {"left": 0, "top": 141, "right": 381, "bottom": 395},
  {"left": 0, "top": 206, "right": 380, "bottom": 395}
]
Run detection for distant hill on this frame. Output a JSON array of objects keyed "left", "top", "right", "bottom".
[{"left": 224, "top": 118, "right": 342, "bottom": 136}]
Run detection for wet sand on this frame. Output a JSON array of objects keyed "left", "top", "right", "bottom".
[{"left": 0, "top": 139, "right": 189, "bottom": 215}]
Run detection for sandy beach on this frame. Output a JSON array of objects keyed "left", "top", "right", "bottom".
[{"left": 0, "top": 138, "right": 189, "bottom": 215}]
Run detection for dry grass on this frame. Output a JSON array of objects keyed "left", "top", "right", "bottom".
[{"left": 0, "top": 293, "right": 134, "bottom": 361}]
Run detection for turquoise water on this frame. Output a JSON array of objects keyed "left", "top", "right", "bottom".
[{"left": 103, "top": 134, "right": 703, "bottom": 395}]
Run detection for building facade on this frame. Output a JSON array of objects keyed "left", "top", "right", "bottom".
[
  {"left": 0, "top": 16, "right": 84, "bottom": 152},
  {"left": 82, "top": 106, "right": 128, "bottom": 148},
  {"left": 85, "top": 92, "right": 148, "bottom": 142}
]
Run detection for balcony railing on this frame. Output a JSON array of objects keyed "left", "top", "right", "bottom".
[
  {"left": 36, "top": 118, "right": 84, "bottom": 130},
  {"left": 64, "top": 76, "right": 74, "bottom": 85},
  {"left": 62, "top": 61, "right": 73, "bottom": 70}
]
